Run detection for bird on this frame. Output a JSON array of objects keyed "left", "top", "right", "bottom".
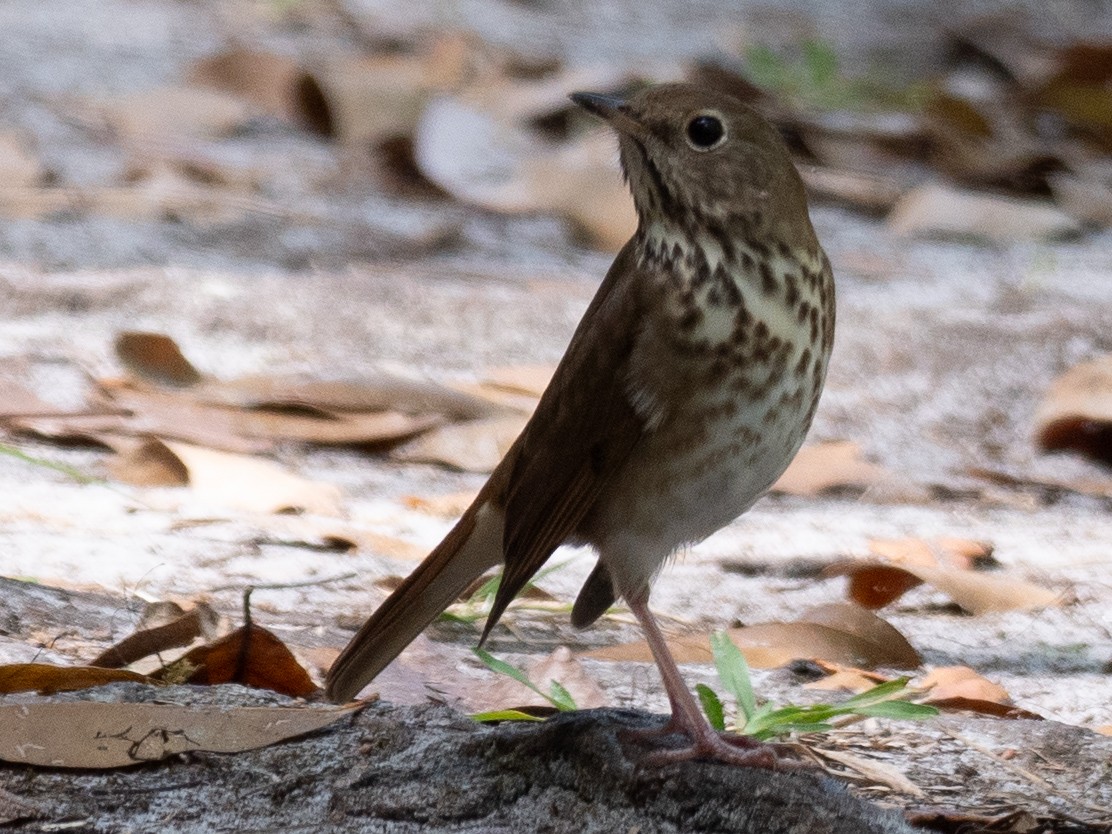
[{"left": 326, "top": 82, "right": 835, "bottom": 766}]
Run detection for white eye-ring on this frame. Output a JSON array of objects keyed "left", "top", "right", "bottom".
[{"left": 685, "top": 111, "right": 727, "bottom": 151}]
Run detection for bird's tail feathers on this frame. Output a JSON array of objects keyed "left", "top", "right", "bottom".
[{"left": 325, "top": 500, "right": 504, "bottom": 703}]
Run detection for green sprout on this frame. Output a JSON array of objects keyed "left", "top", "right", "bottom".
[
  {"left": 470, "top": 647, "right": 578, "bottom": 723},
  {"left": 698, "top": 632, "right": 938, "bottom": 740}
]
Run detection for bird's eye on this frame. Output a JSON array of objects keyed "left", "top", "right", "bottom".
[{"left": 685, "top": 114, "right": 726, "bottom": 150}]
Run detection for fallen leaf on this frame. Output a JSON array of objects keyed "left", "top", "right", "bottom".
[
  {"left": 867, "top": 538, "right": 997, "bottom": 570},
  {"left": 889, "top": 182, "right": 1081, "bottom": 242},
  {"left": 88, "top": 603, "right": 221, "bottom": 669},
  {"left": 920, "top": 665, "right": 1010, "bottom": 703},
  {"left": 393, "top": 415, "right": 527, "bottom": 472},
  {"left": 1097, "top": 725, "right": 1112, "bottom": 736},
  {"left": 318, "top": 44, "right": 467, "bottom": 145},
  {"left": 198, "top": 373, "right": 498, "bottom": 420},
  {"left": 155, "top": 622, "right": 317, "bottom": 697},
  {"left": 90, "top": 85, "right": 252, "bottom": 139},
  {"left": 115, "top": 331, "right": 203, "bottom": 387},
  {"left": 827, "top": 540, "right": 1061, "bottom": 614},
  {"left": 0, "top": 701, "right": 362, "bottom": 768},
  {"left": 772, "top": 441, "right": 901, "bottom": 496},
  {"left": 190, "top": 47, "right": 331, "bottom": 135},
  {"left": 0, "top": 664, "right": 154, "bottom": 695},
  {"left": 1032, "top": 42, "right": 1112, "bottom": 151},
  {"left": 1034, "top": 354, "right": 1112, "bottom": 467},
  {"left": 585, "top": 603, "right": 920, "bottom": 670},
  {"left": 803, "top": 666, "right": 889, "bottom": 693},
  {"left": 110, "top": 439, "right": 342, "bottom": 515}
]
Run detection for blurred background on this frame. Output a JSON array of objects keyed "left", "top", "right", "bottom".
[{"left": 0, "top": 0, "right": 1109, "bottom": 273}]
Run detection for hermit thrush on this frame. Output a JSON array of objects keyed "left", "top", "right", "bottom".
[{"left": 327, "top": 83, "right": 835, "bottom": 766}]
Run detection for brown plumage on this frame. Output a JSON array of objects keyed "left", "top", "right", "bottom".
[{"left": 326, "top": 82, "right": 835, "bottom": 766}]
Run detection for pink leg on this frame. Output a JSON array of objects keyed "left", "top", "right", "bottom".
[{"left": 624, "top": 590, "right": 789, "bottom": 769}]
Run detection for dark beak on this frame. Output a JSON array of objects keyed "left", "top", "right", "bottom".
[
  {"left": 569, "top": 91, "right": 627, "bottom": 120},
  {"left": 570, "top": 91, "right": 645, "bottom": 139}
]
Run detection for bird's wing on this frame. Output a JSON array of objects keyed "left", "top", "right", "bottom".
[{"left": 481, "top": 239, "right": 652, "bottom": 639}]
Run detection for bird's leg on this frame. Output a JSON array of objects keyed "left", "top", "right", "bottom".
[{"left": 623, "top": 590, "right": 787, "bottom": 769}]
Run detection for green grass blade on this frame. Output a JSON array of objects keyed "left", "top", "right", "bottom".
[
  {"left": 695, "top": 683, "right": 726, "bottom": 731},
  {"left": 710, "top": 632, "right": 756, "bottom": 720}
]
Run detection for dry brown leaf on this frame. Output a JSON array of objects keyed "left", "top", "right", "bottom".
[
  {"left": 110, "top": 439, "right": 342, "bottom": 515},
  {"left": 0, "top": 701, "right": 362, "bottom": 768},
  {"left": 198, "top": 372, "right": 497, "bottom": 420},
  {"left": 585, "top": 603, "right": 920, "bottom": 670},
  {"left": 1032, "top": 42, "right": 1112, "bottom": 151},
  {"left": 393, "top": 415, "right": 528, "bottom": 473},
  {"left": 889, "top": 182, "right": 1081, "bottom": 242},
  {"left": 155, "top": 623, "right": 317, "bottom": 698},
  {"left": 771, "top": 441, "right": 897, "bottom": 496},
  {"left": 1034, "top": 354, "right": 1112, "bottom": 467},
  {"left": 0, "top": 663, "right": 154, "bottom": 695},
  {"left": 867, "top": 537, "right": 997, "bottom": 570},
  {"left": 88, "top": 603, "right": 220, "bottom": 669},
  {"left": 91, "top": 85, "right": 252, "bottom": 139},
  {"left": 190, "top": 47, "right": 331, "bottom": 135},
  {"left": 1096, "top": 725, "right": 1112, "bottom": 736},
  {"left": 828, "top": 540, "right": 1061, "bottom": 614},
  {"left": 101, "top": 381, "right": 441, "bottom": 451},
  {"left": 115, "top": 331, "right": 203, "bottom": 387},
  {"left": 803, "top": 666, "right": 889, "bottom": 693},
  {"left": 471, "top": 646, "right": 607, "bottom": 712},
  {"left": 318, "top": 44, "right": 468, "bottom": 146},
  {"left": 921, "top": 665, "right": 1010, "bottom": 704}
]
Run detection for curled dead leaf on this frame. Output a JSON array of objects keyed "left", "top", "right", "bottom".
[
  {"left": 827, "top": 539, "right": 1061, "bottom": 614},
  {"left": 115, "top": 331, "right": 203, "bottom": 387},
  {"left": 1035, "top": 354, "right": 1112, "bottom": 467},
  {"left": 190, "top": 47, "right": 332, "bottom": 135},
  {"left": 585, "top": 603, "right": 920, "bottom": 670},
  {"left": 393, "top": 415, "right": 527, "bottom": 473},
  {"left": 0, "top": 664, "right": 154, "bottom": 695},
  {"left": 154, "top": 623, "right": 317, "bottom": 698},
  {"left": 110, "top": 439, "right": 342, "bottom": 515}
]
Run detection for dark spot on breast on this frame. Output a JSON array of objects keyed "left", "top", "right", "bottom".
[
  {"left": 740, "top": 251, "right": 755, "bottom": 271},
  {"left": 678, "top": 307, "right": 703, "bottom": 331},
  {"left": 760, "top": 261, "right": 776, "bottom": 294},
  {"left": 589, "top": 442, "right": 607, "bottom": 474},
  {"left": 784, "top": 273, "right": 800, "bottom": 307},
  {"left": 797, "top": 300, "right": 812, "bottom": 325},
  {"left": 795, "top": 347, "right": 812, "bottom": 376},
  {"left": 777, "top": 241, "right": 792, "bottom": 259}
]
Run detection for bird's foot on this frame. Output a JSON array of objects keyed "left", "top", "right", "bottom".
[{"left": 623, "top": 721, "right": 808, "bottom": 770}]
